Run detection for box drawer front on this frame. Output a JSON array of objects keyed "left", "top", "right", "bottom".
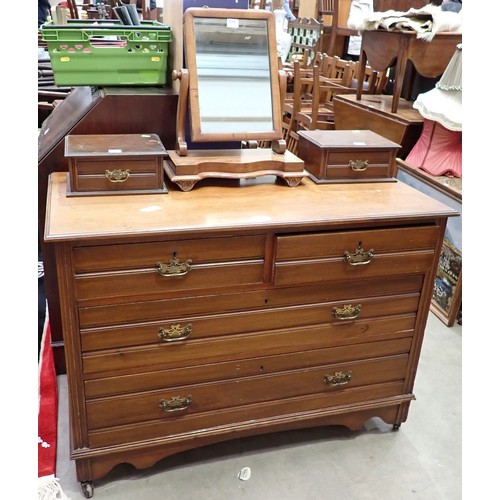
[
  {"left": 80, "top": 292, "right": 420, "bottom": 351},
  {"left": 82, "top": 313, "right": 416, "bottom": 375},
  {"left": 71, "top": 158, "right": 163, "bottom": 192},
  {"left": 85, "top": 354, "right": 408, "bottom": 431},
  {"left": 275, "top": 226, "right": 440, "bottom": 261},
  {"left": 75, "top": 260, "right": 265, "bottom": 300},
  {"left": 85, "top": 337, "right": 413, "bottom": 398},
  {"left": 74, "top": 173, "right": 163, "bottom": 192},
  {"left": 73, "top": 235, "right": 266, "bottom": 273},
  {"left": 325, "top": 150, "right": 394, "bottom": 180},
  {"left": 74, "top": 158, "right": 161, "bottom": 175}
]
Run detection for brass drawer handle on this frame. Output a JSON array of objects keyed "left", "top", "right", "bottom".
[
  {"left": 332, "top": 304, "right": 361, "bottom": 320},
  {"left": 156, "top": 257, "right": 192, "bottom": 277},
  {"left": 324, "top": 371, "right": 352, "bottom": 387},
  {"left": 159, "top": 395, "right": 192, "bottom": 412},
  {"left": 344, "top": 243, "right": 374, "bottom": 266},
  {"left": 158, "top": 323, "right": 192, "bottom": 342},
  {"left": 349, "top": 159, "right": 368, "bottom": 171},
  {"left": 105, "top": 169, "right": 130, "bottom": 182}
]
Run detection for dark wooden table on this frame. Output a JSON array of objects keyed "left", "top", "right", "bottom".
[{"left": 356, "top": 30, "right": 462, "bottom": 113}]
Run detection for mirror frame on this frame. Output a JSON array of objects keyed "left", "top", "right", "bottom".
[{"left": 183, "top": 7, "right": 283, "bottom": 144}]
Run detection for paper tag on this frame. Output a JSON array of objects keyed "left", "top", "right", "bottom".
[
  {"left": 227, "top": 18, "right": 239, "bottom": 29},
  {"left": 238, "top": 467, "right": 251, "bottom": 481},
  {"left": 353, "top": 142, "right": 366, "bottom": 146},
  {"left": 108, "top": 149, "right": 123, "bottom": 154}
]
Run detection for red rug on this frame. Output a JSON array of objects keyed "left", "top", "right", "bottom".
[{"left": 38, "top": 313, "right": 68, "bottom": 499}]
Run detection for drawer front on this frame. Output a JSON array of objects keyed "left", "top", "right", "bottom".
[
  {"left": 85, "top": 337, "right": 413, "bottom": 398},
  {"left": 85, "top": 354, "right": 408, "bottom": 431},
  {"left": 71, "top": 159, "right": 163, "bottom": 192},
  {"left": 274, "top": 226, "right": 438, "bottom": 286},
  {"left": 82, "top": 313, "right": 416, "bottom": 375},
  {"left": 80, "top": 293, "right": 420, "bottom": 352},
  {"left": 324, "top": 150, "right": 394, "bottom": 180},
  {"left": 275, "top": 226, "right": 440, "bottom": 261},
  {"left": 88, "top": 380, "right": 405, "bottom": 447},
  {"left": 73, "top": 235, "right": 266, "bottom": 273},
  {"left": 75, "top": 261, "right": 265, "bottom": 300},
  {"left": 78, "top": 274, "right": 424, "bottom": 328}
]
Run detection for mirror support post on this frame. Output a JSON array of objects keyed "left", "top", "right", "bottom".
[{"left": 173, "top": 68, "right": 189, "bottom": 156}]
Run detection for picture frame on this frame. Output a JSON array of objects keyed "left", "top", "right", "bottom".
[{"left": 431, "top": 238, "right": 462, "bottom": 327}]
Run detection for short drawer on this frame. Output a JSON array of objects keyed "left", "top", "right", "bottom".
[
  {"left": 73, "top": 235, "right": 266, "bottom": 273},
  {"left": 73, "top": 235, "right": 267, "bottom": 300},
  {"left": 75, "top": 260, "right": 265, "bottom": 301},
  {"left": 81, "top": 313, "right": 417, "bottom": 375},
  {"left": 71, "top": 162, "right": 164, "bottom": 193},
  {"left": 274, "top": 226, "right": 438, "bottom": 286},
  {"left": 275, "top": 226, "right": 439, "bottom": 261},
  {"left": 85, "top": 354, "right": 409, "bottom": 431}
]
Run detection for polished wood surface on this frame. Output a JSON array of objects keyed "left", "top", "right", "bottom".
[
  {"left": 46, "top": 173, "right": 455, "bottom": 240},
  {"left": 356, "top": 30, "right": 462, "bottom": 113},
  {"left": 45, "top": 172, "right": 455, "bottom": 495},
  {"left": 333, "top": 94, "right": 424, "bottom": 158}
]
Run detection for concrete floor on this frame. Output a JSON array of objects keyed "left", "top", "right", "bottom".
[{"left": 55, "top": 312, "right": 461, "bottom": 499}]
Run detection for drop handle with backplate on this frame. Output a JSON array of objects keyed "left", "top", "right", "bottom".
[
  {"left": 105, "top": 169, "right": 130, "bottom": 182},
  {"left": 324, "top": 371, "right": 352, "bottom": 387},
  {"left": 349, "top": 159, "right": 368, "bottom": 171},
  {"left": 332, "top": 304, "right": 361, "bottom": 320},
  {"left": 344, "top": 243, "right": 374, "bottom": 266},
  {"left": 158, "top": 323, "right": 192, "bottom": 342},
  {"left": 155, "top": 257, "right": 193, "bottom": 277},
  {"left": 159, "top": 395, "right": 193, "bottom": 412}
]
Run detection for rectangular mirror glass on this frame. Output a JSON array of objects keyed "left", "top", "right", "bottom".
[{"left": 184, "top": 8, "right": 282, "bottom": 143}]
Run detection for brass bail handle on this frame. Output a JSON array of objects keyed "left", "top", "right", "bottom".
[
  {"left": 159, "top": 395, "right": 193, "bottom": 412},
  {"left": 156, "top": 256, "right": 192, "bottom": 277},
  {"left": 344, "top": 242, "right": 374, "bottom": 266},
  {"left": 332, "top": 304, "right": 361, "bottom": 321},
  {"left": 105, "top": 169, "right": 130, "bottom": 182},
  {"left": 158, "top": 324, "right": 192, "bottom": 342},
  {"left": 324, "top": 371, "right": 352, "bottom": 387},
  {"left": 348, "top": 159, "right": 368, "bottom": 171}
]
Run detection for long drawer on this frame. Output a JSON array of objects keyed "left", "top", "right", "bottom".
[
  {"left": 78, "top": 274, "right": 425, "bottom": 328},
  {"left": 82, "top": 313, "right": 416, "bottom": 376},
  {"left": 80, "top": 293, "right": 420, "bottom": 352},
  {"left": 86, "top": 354, "right": 408, "bottom": 432},
  {"left": 85, "top": 337, "right": 412, "bottom": 398}
]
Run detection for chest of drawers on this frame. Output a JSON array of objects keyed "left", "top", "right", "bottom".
[{"left": 45, "top": 172, "right": 455, "bottom": 498}]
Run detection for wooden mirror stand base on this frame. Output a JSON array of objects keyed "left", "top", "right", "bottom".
[{"left": 165, "top": 148, "right": 308, "bottom": 191}]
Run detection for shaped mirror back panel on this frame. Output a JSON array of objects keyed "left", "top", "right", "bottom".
[{"left": 183, "top": 8, "right": 282, "bottom": 143}]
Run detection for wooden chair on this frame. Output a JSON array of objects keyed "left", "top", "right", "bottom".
[
  {"left": 285, "top": 17, "right": 323, "bottom": 68},
  {"left": 317, "top": 0, "right": 335, "bottom": 53},
  {"left": 351, "top": 61, "right": 389, "bottom": 94}
]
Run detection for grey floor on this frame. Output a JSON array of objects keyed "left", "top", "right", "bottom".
[{"left": 55, "top": 312, "right": 461, "bottom": 500}]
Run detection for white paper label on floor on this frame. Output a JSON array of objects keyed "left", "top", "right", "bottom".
[{"left": 238, "top": 467, "right": 251, "bottom": 481}]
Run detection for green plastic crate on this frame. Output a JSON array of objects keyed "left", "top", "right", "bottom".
[{"left": 40, "top": 20, "right": 172, "bottom": 86}]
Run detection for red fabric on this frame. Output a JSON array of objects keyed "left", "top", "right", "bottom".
[
  {"left": 38, "top": 318, "right": 58, "bottom": 478},
  {"left": 405, "top": 119, "right": 462, "bottom": 177}
]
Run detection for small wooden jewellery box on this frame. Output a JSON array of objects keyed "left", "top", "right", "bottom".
[{"left": 64, "top": 133, "right": 168, "bottom": 196}]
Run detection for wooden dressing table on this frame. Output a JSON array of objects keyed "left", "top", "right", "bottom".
[{"left": 45, "top": 172, "right": 456, "bottom": 497}]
